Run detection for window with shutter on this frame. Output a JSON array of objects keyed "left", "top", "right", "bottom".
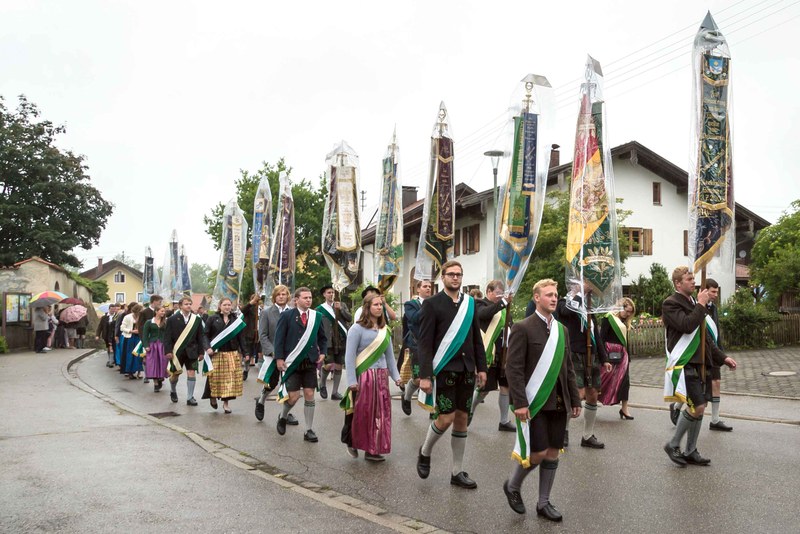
[
  {"left": 652, "top": 182, "right": 661, "bottom": 205},
  {"left": 643, "top": 229, "right": 653, "bottom": 255},
  {"left": 454, "top": 229, "right": 460, "bottom": 256},
  {"left": 683, "top": 230, "right": 688, "bottom": 256}
]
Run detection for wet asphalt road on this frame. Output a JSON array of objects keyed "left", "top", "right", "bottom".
[{"left": 71, "top": 351, "right": 800, "bottom": 534}]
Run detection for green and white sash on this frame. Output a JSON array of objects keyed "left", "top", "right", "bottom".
[
  {"left": 482, "top": 308, "right": 506, "bottom": 367},
  {"left": 132, "top": 340, "right": 145, "bottom": 357},
  {"left": 705, "top": 315, "right": 718, "bottom": 345},
  {"left": 418, "top": 295, "right": 475, "bottom": 412},
  {"left": 168, "top": 314, "right": 201, "bottom": 377},
  {"left": 512, "top": 321, "right": 566, "bottom": 468},
  {"left": 340, "top": 326, "right": 391, "bottom": 414},
  {"left": 606, "top": 313, "right": 628, "bottom": 347},
  {"left": 277, "top": 310, "right": 321, "bottom": 403},
  {"left": 663, "top": 326, "right": 700, "bottom": 403},
  {"left": 209, "top": 315, "right": 246, "bottom": 351},
  {"left": 201, "top": 352, "right": 214, "bottom": 376},
  {"left": 316, "top": 302, "right": 348, "bottom": 338},
  {"left": 257, "top": 355, "right": 276, "bottom": 386}
]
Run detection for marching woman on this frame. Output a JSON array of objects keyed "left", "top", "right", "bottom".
[
  {"left": 202, "top": 298, "right": 248, "bottom": 414},
  {"left": 120, "top": 304, "right": 143, "bottom": 379},
  {"left": 599, "top": 298, "right": 636, "bottom": 420},
  {"left": 142, "top": 305, "right": 169, "bottom": 392},
  {"left": 343, "top": 293, "right": 401, "bottom": 461}
]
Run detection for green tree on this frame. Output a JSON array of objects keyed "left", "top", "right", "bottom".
[
  {"left": 628, "top": 263, "right": 673, "bottom": 316},
  {"left": 189, "top": 263, "right": 213, "bottom": 294},
  {"left": 750, "top": 200, "right": 800, "bottom": 305},
  {"left": 203, "top": 159, "right": 330, "bottom": 297},
  {"left": 0, "top": 95, "right": 113, "bottom": 267},
  {"left": 113, "top": 252, "right": 142, "bottom": 272},
  {"left": 719, "top": 286, "right": 780, "bottom": 348}
]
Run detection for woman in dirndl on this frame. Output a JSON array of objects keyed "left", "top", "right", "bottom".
[
  {"left": 344, "top": 293, "right": 401, "bottom": 461},
  {"left": 120, "top": 304, "right": 143, "bottom": 379},
  {"left": 599, "top": 297, "right": 636, "bottom": 419},
  {"left": 142, "top": 305, "right": 169, "bottom": 392},
  {"left": 202, "top": 298, "right": 247, "bottom": 414}
]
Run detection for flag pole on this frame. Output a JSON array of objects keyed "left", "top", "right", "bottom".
[{"left": 700, "top": 267, "right": 707, "bottom": 385}]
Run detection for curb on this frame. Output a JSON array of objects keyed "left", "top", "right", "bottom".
[
  {"left": 631, "top": 381, "right": 800, "bottom": 402},
  {"left": 65, "top": 351, "right": 447, "bottom": 534}
]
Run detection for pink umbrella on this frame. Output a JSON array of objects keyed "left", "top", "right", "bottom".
[{"left": 60, "top": 305, "right": 87, "bottom": 323}]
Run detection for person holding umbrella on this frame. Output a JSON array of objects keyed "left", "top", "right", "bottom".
[{"left": 33, "top": 305, "right": 51, "bottom": 353}]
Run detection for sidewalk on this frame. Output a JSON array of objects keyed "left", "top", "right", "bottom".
[
  {"left": 0, "top": 350, "right": 405, "bottom": 534},
  {"left": 630, "top": 346, "right": 800, "bottom": 399}
]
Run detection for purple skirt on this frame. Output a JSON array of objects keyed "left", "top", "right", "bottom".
[
  {"left": 599, "top": 342, "right": 629, "bottom": 406},
  {"left": 352, "top": 368, "right": 392, "bottom": 455},
  {"left": 144, "top": 340, "right": 169, "bottom": 379}
]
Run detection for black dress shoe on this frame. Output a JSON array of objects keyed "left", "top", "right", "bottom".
[
  {"left": 536, "top": 502, "right": 563, "bottom": 522},
  {"left": 669, "top": 403, "right": 680, "bottom": 426},
  {"left": 304, "top": 430, "right": 318, "bottom": 442},
  {"left": 319, "top": 386, "right": 328, "bottom": 399},
  {"left": 364, "top": 453, "right": 385, "bottom": 462},
  {"left": 286, "top": 413, "right": 299, "bottom": 425},
  {"left": 242, "top": 370, "right": 248, "bottom": 381},
  {"left": 682, "top": 450, "right": 711, "bottom": 465},
  {"left": 186, "top": 398, "right": 198, "bottom": 406},
  {"left": 619, "top": 409, "right": 634, "bottom": 420},
  {"left": 580, "top": 435, "right": 605, "bottom": 449},
  {"left": 210, "top": 398, "right": 218, "bottom": 409},
  {"left": 401, "top": 398, "right": 412, "bottom": 416},
  {"left": 331, "top": 393, "right": 343, "bottom": 401},
  {"left": 663, "top": 443, "right": 687, "bottom": 467},
  {"left": 709, "top": 420, "right": 733, "bottom": 432},
  {"left": 503, "top": 480, "right": 525, "bottom": 514},
  {"left": 277, "top": 416, "right": 287, "bottom": 435},
  {"left": 416, "top": 447, "right": 430, "bottom": 479},
  {"left": 255, "top": 401, "right": 265, "bottom": 421},
  {"left": 450, "top": 471, "right": 477, "bottom": 489},
  {"left": 170, "top": 391, "right": 178, "bottom": 403},
  {"left": 498, "top": 421, "right": 516, "bottom": 432}
]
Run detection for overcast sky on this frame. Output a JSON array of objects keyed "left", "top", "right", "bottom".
[{"left": 2, "top": 0, "right": 798, "bottom": 270}]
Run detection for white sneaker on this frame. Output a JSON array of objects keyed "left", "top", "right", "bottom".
[{"left": 42, "top": 347, "right": 52, "bottom": 352}]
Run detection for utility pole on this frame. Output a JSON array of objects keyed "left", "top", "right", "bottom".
[{"left": 360, "top": 190, "right": 367, "bottom": 213}]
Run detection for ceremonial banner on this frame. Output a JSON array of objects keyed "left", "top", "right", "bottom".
[
  {"left": 496, "top": 74, "right": 554, "bottom": 294},
  {"left": 375, "top": 129, "right": 404, "bottom": 293},
  {"left": 415, "top": 102, "right": 455, "bottom": 282},
  {"left": 179, "top": 245, "right": 192, "bottom": 297},
  {"left": 252, "top": 175, "right": 273, "bottom": 298},
  {"left": 689, "top": 11, "right": 735, "bottom": 275},
  {"left": 267, "top": 172, "right": 296, "bottom": 295},
  {"left": 159, "top": 230, "right": 182, "bottom": 303},
  {"left": 142, "top": 246, "right": 160, "bottom": 303},
  {"left": 211, "top": 199, "right": 249, "bottom": 311},
  {"left": 565, "top": 56, "right": 622, "bottom": 313},
  {"left": 322, "top": 141, "right": 362, "bottom": 292}
]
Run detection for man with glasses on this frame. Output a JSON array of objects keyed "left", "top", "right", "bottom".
[{"left": 415, "top": 261, "right": 487, "bottom": 489}]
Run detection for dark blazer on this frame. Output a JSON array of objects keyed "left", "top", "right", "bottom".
[
  {"left": 138, "top": 306, "right": 155, "bottom": 335},
  {"left": 239, "top": 302, "right": 260, "bottom": 344},
  {"left": 206, "top": 312, "right": 248, "bottom": 355},
  {"left": 258, "top": 304, "right": 285, "bottom": 357},
  {"left": 417, "top": 291, "right": 487, "bottom": 379},
  {"left": 163, "top": 312, "right": 210, "bottom": 358},
  {"left": 555, "top": 296, "right": 608, "bottom": 363},
  {"left": 506, "top": 314, "right": 580, "bottom": 411},
  {"left": 403, "top": 298, "right": 423, "bottom": 351},
  {"left": 318, "top": 301, "right": 351, "bottom": 354},
  {"left": 662, "top": 293, "right": 726, "bottom": 367},
  {"left": 273, "top": 308, "right": 327, "bottom": 364},
  {"left": 599, "top": 315, "right": 626, "bottom": 346},
  {"left": 114, "top": 312, "right": 127, "bottom": 340},
  {"left": 96, "top": 314, "right": 115, "bottom": 344},
  {"left": 476, "top": 297, "right": 512, "bottom": 367}
]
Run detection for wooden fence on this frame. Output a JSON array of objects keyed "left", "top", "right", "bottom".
[{"left": 628, "top": 314, "right": 800, "bottom": 356}]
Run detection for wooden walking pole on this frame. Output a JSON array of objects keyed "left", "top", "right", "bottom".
[
  {"left": 586, "top": 291, "right": 593, "bottom": 378},
  {"left": 700, "top": 268, "right": 707, "bottom": 384}
]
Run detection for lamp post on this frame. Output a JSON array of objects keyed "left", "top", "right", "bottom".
[{"left": 484, "top": 150, "right": 503, "bottom": 280}]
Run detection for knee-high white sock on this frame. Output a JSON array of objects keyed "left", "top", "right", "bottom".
[
  {"left": 186, "top": 377, "right": 196, "bottom": 399},
  {"left": 304, "top": 400, "right": 315, "bottom": 431},
  {"left": 404, "top": 381, "right": 418, "bottom": 401},
  {"left": 537, "top": 459, "right": 559, "bottom": 508},
  {"left": 332, "top": 370, "right": 342, "bottom": 395},
  {"left": 711, "top": 397, "right": 721, "bottom": 423},
  {"left": 421, "top": 421, "right": 445, "bottom": 456},
  {"left": 280, "top": 401, "right": 293, "bottom": 419},
  {"left": 583, "top": 402, "right": 598, "bottom": 439},
  {"left": 498, "top": 392, "right": 511, "bottom": 424},
  {"left": 669, "top": 410, "right": 696, "bottom": 449},
  {"left": 451, "top": 430, "right": 467, "bottom": 475},
  {"left": 320, "top": 366, "right": 329, "bottom": 386},
  {"left": 507, "top": 462, "right": 536, "bottom": 492}
]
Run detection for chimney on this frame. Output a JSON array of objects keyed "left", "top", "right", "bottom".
[
  {"left": 549, "top": 144, "right": 560, "bottom": 168},
  {"left": 402, "top": 186, "right": 418, "bottom": 208},
  {"left": 96, "top": 257, "right": 103, "bottom": 278}
]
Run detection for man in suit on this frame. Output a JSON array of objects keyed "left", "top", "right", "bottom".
[
  {"left": 502, "top": 279, "right": 581, "bottom": 522},
  {"left": 164, "top": 296, "right": 211, "bottom": 406},
  {"left": 274, "top": 287, "right": 327, "bottom": 442},
  {"left": 254, "top": 284, "right": 297, "bottom": 426},
  {"left": 96, "top": 303, "right": 118, "bottom": 367},
  {"left": 663, "top": 267, "right": 737, "bottom": 467},
  {"left": 416, "top": 260, "right": 487, "bottom": 489},
  {"left": 317, "top": 285, "right": 352, "bottom": 401},
  {"left": 471, "top": 280, "right": 515, "bottom": 431},
  {"left": 555, "top": 285, "right": 611, "bottom": 449},
  {"left": 401, "top": 279, "right": 432, "bottom": 415}
]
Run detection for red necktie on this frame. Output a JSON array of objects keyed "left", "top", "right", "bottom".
[{"left": 301, "top": 311, "right": 308, "bottom": 326}]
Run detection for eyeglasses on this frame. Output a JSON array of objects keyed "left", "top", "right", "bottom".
[{"left": 444, "top": 272, "right": 463, "bottom": 278}]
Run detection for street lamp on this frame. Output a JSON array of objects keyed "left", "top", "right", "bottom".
[{"left": 484, "top": 149, "right": 504, "bottom": 280}]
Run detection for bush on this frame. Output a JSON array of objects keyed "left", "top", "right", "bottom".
[
  {"left": 0, "top": 336, "right": 7, "bottom": 353},
  {"left": 720, "top": 287, "right": 780, "bottom": 349}
]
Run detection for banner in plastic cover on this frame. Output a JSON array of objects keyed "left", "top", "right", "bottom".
[
  {"left": 159, "top": 230, "right": 182, "bottom": 303},
  {"left": 267, "top": 172, "right": 296, "bottom": 296},
  {"left": 252, "top": 175, "right": 273, "bottom": 297},
  {"left": 496, "top": 74, "right": 554, "bottom": 295},
  {"left": 211, "top": 199, "right": 248, "bottom": 311},
  {"left": 415, "top": 101, "right": 455, "bottom": 282},
  {"left": 375, "top": 129, "right": 404, "bottom": 294},
  {"left": 142, "top": 246, "right": 160, "bottom": 303},
  {"left": 322, "top": 140, "right": 362, "bottom": 292},
  {"left": 688, "top": 11, "right": 734, "bottom": 276},
  {"left": 179, "top": 245, "right": 192, "bottom": 297},
  {"left": 565, "top": 56, "right": 622, "bottom": 314}
]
